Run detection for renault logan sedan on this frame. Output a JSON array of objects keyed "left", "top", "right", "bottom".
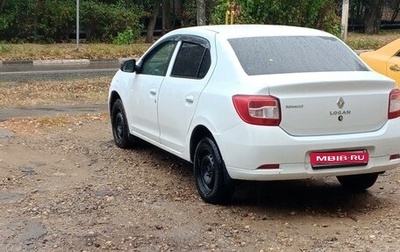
[
  {"left": 360, "top": 38, "right": 400, "bottom": 88},
  {"left": 109, "top": 25, "right": 400, "bottom": 204}
]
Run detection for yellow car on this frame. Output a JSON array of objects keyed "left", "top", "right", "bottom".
[{"left": 360, "top": 38, "right": 400, "bottom": 88}]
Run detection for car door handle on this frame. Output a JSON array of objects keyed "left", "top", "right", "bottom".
[
  {"left": 390, "top": 64, "right": 400, "bottom": 72},
  {"left": 150, "top": 89, "right": 157, "bottom": 96},
  {"left": 185, "top": 96, "right": 194, "bottom": 104}
]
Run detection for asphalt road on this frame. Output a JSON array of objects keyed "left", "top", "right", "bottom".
[
  {"left": 0, "top": 61, "right": 113, "bottom": 121},
  {"left": 0, "top": 61, "right": 120, "bottom": 82}
]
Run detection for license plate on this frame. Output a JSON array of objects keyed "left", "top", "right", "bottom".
[{"left": 310, "top": 150, "right": 369, "bottom": 168}]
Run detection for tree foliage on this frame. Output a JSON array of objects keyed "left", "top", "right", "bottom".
[
  {"left": 0, "top": 0, "right": 397, "bottom": 42},
  {"left": 211, "top": 0, "right": 340, "bottom": 36},
  {"left": 0, "top": 0, "right": 143, "bottom": 43},
  {"left": 80, "top": 1, "right": 143, "bottom": 42}
]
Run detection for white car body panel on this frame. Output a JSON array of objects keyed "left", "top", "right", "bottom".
[
  {"left": 158, "top": 76, "right": 209, "bottom": 153},
  {"left": 216, "top": 119, "right": 400, "bottom": 180},
  {"left": 158, "top": 34, "right": 217, "bottom": 153},
  {"left": 266, "top": 71, "right": 392, "bottom": 136},
  {"left": 109, "top": 24, "right": 400, "bottom": 184},
  {"left": 127, "top": 74, "right": 164, "bottom": 142}
]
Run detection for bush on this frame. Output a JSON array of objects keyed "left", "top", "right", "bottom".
[
  {"left": 0, "top": 44, "right": 9, "bottom": 53},
  {"left": 0, "top": 0, "right": 75, "bottom": 43},
  {"left": 113, "top": 27, "right": 134, "bottom": 45},
  {"left": 80, "top": 1, "right": 143, "bottom": 43},
  {"left": 0, "top": 0, "right": 143, "bottom": 43}
]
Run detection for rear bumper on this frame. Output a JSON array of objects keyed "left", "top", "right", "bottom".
[
  {"left": 216, "top": 120, "right": 400, "bottom": 180},
  {"left": 226, "top": 157, "right": 398, "bottom": 181}
]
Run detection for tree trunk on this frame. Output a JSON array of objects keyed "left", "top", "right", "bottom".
[
  {"left": 364, "top": 0, "right": 383, "bottom": 34},
  {"left": 146, "top": 0, "right": 160, "bottom": 43},
  {"left": 196, "top": 0, "right": 206, "bottom": 25},
  {"left": 389, "top": 0, "right": 400, "bottom": 21},
  {"left": 392, "top": 8, "right": 400, "bottom": 21},
  {"left": 0, "top": 0, "right": 5, "bottom": 13},
  {"left": 389, "top": 0, "right": 400, "bottom": 10},
  {"left": 174, "top": 0, "right": 183, "bottom": 26},
  {"left": 161, "top": 0, "right": 172, "bottom": 34}
]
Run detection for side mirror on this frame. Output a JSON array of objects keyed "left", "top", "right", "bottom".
[{"left": 120, "top": 59, "right": 136, "bottom": 73}]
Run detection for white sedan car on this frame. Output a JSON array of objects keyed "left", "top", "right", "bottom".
[{"left": 109, "top": 25, "right": 400, "bottom": 204}]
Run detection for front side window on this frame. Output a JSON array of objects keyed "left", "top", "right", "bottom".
[
  {"left": 140, "top": 41, "right": 177, "bottom": 76},
  {"left": 229, "top": 36, "right": 369, "bottom": 75},
  {"left": 171, "top": 42, "right": 211, "bottom": 79}
]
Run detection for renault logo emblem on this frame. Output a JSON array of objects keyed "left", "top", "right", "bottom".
[{"left": 337, "top": 97, "right": 345, "bottom": 109}]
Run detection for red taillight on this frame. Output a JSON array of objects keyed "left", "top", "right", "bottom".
[
  {"left": 388, "top": 89, "right": 400, "bottom": 119},
  {"left": 232, "top": 95, "right": 281, "bottom": 126}
]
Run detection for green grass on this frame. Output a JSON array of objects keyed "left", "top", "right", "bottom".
[
  {"left": 346, "top": 29, "right": 400, "bottom": 50},
  {"left": 0, "top": 43, "right": 150, "bottom": 61},
  {"left": 0, "top": 44, "right": 10, "bottom": 53},
  {"left": 0, "top": 77, "right": 111, "bottom": 108}
]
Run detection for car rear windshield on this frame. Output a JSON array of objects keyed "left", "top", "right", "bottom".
[{"left": 228, "top": 36, "right": 369, "bottom": 75}]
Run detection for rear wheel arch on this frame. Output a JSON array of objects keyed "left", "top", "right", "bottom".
[
  {"left": 190, "top": 125, "right": 214, "bottom": 162},
  {"left": 192, "top": 130, "right": 235, "bottom": 204}
]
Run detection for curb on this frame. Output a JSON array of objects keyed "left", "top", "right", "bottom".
[
  {"left": 0, "top": 58, "right": 128, "bottom": 67},
  {"left": 2, "top": 60, "right": 34, "bottom": 65},
  {"left": 33, "top": 59, "right": 91, "bottom": 66}
]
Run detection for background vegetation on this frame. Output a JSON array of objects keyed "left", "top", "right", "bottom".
[
  {"left": 211, "top": 0, "right": 340, "bottom": 35},
  {"left": 0, "top": 0, "right": 399, "bottom": 44},
  {"left": 0, "top": 0, "right": 143, "bottom": 43}
]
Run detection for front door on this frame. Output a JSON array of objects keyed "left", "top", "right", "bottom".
[{"left": 127, "top": 41, "right": 177, "bottom": 142}]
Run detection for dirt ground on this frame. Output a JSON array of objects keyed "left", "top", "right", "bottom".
[{"left": 1, "top": 111, "right": 400, "bottom": 252}]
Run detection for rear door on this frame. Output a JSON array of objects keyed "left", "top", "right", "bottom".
[{"left": 158, "top": 36, "right": 213, "bottom": 153}]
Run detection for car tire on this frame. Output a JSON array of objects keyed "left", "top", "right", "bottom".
[
  {"left": 194, "top": 137, "right": 235, "bottom": 204},
  {"left": 111, "top": 99, "right": 136, "bottom": 149},
  {"left": 337, "top": 173, "right": 379, "bottom": 191}
]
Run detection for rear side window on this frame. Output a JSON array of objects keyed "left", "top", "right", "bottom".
[
  {"left": 228, "top": 36, "right": 369, "bottom": 75},
  {"left": 171, "top": 42, "right": 211, "bottom": 79}
]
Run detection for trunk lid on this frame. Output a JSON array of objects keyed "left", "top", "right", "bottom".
[{"left": 253, "top": 72, "right": 394, "bottom": 136}]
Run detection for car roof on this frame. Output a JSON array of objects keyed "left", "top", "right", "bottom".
[{"left": 169, "top": 24, "right": 333, "bottom": 39}]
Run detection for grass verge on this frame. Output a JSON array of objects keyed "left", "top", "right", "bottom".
[
  {"left": 346, "top": 30, "right": 400, "bottom": 50},
  {"left": 0, "top": 113, "right": 108, "bottom": 134},
  {"left": 0, "top": 43, "right": 150, "bottom": 61},
  {"left": 0, "top": 77, "right": 111, "bottom": 109}
]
